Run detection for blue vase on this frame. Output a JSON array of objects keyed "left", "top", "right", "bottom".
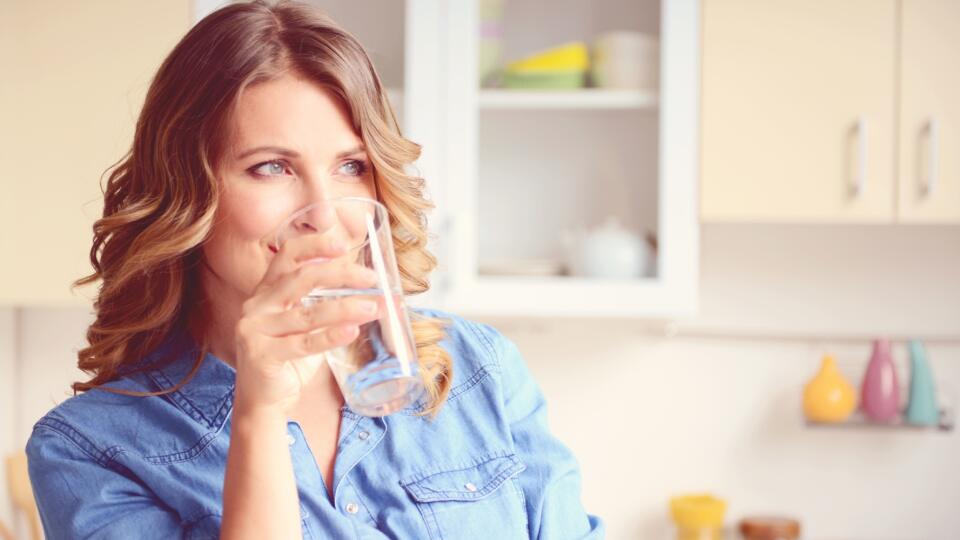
[{"left": 905, "top": 340, "right": 939, "bottom": 426}]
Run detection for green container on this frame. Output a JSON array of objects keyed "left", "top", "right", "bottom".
[{"left": 501, "top": 70, "right": 586, "bottom": 90}]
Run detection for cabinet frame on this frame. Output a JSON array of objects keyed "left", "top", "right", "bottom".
[{"left": 418, "top": 0, "right": 700, "bottom": 318}]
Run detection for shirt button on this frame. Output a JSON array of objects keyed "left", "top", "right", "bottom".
[
  {"left": 345, "top": 502, "right": 359, "bottom": 514},
  {"left": 358, "top": 431, "right": 370, "bottom": 440},
  {"left": 287, "top": 433, "right": 296, "bottom": 446},
  {"left": 464, "top": 482, "right": 477, "bottom": 492}
]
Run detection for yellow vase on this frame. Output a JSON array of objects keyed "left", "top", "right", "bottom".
[{"left": 803, "top": 354, "right": 857, "bottom": 422}]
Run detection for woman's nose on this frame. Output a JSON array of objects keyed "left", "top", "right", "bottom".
[{"left": 294, "top": 201, "right": 338, "bottom": 234}]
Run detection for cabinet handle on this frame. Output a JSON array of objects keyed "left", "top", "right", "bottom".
[
  {"left": 921, "top": 118, "right": 939, "bottom": 197},
  {"left": 851, "top": 116, "right": 868, "bottom": 197}
]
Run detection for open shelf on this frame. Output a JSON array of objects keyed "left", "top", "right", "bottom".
[
  {"left": 426, "top": 0, "right": 698, "bottom": 318},
  {"left": 479, "top": 89, "right": 659, "bottom": 110}
]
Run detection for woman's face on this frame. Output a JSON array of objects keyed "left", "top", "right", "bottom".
[{"left": 201, "top": 72, "right": 377, "bottom": 303}]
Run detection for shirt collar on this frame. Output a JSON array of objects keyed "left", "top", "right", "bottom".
[{"left": 143, "top": 327, "right": 237, "bottom": 431}]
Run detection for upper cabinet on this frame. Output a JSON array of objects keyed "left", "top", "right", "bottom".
[
  {"left": 898, "top": 0, "right": 960, "bottom": 222},
  {"left": 701, "top": 0, "right": 960, "bottom": 224},
  {"left": 700, "top": 0, "right": 897, "bottom": 222},
  {"left": 421, "top": 0, "right": 700, "bottom": 317},
  {"left": 0, "top": 1, "right": 191, "bottom": 306}
]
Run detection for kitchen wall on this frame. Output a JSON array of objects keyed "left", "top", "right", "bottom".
[
  {"left": 2, "top": 223, "right": 957, "bottom": 539},
  {"left": 497, "top": 224, "right": 960, "bottom": 540}
]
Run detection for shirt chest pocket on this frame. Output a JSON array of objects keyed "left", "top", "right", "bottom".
[{"left": 400, "top": 452, "right": 529, "bottom": 540}]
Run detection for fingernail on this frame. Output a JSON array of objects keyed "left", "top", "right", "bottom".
[
  {"left": 358, "top": 300, "right": 377, "bottom": 314},
  {"left": 332, "top": 240, "right": 348, "bottom": 251}
]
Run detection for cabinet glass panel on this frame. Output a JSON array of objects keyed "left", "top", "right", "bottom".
[
  {"left": 476, "top": 0, "right": 661, "bottom": 280},
  {"left": 310, "top": 0, "right": 406, "bottom": 123}
]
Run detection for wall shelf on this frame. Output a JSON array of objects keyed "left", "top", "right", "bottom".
[{"left": 805, "top": 409, "right": 954, "bottom": 433}]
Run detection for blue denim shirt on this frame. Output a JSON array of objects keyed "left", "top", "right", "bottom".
[{"left": 26, "top": 307, "right": 604, "bottom": 539}]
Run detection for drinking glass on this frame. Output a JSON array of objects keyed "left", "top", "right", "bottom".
[{"left": 271, "top": 197, "right": 424, "bottom": 416}]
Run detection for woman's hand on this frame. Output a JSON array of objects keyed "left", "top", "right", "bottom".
[{"left": 232, "top": 232, "right": 380, "bottom": 416}]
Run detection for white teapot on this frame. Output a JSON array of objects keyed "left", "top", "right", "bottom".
[{"left": 560, "top": 215, "right": 650, "bottom": 278}]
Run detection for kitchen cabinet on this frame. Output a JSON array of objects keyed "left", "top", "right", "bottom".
[
  {"left": 897, "top": 0, "right": 960, "bottom": 222},
  {"left": 702, "top": 0, "right": 960, "bottom": 224},
  {"left": 700, "top": 0, "right": 897, "bottom": 222},
  {"left": 426, "top": 0, "right": 700, "bottom": 317},
  {"left": 0, "top": 1, "right": 192, "bottom": 305}
]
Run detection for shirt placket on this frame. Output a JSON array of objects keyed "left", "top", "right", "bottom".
[{"left": 330, "top": 411, "right": 387, "bottom": 528}]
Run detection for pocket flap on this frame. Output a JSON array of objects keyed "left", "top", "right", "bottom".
[{"left": 400, "top": 453, "right": 526, "bottom": 503}]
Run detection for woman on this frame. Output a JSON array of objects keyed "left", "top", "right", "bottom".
[{"left": 25, "top": 1, "right": 604, "bottom": 538}]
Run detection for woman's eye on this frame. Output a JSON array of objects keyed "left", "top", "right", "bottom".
[
  {"left": 339, "top": 159, "right": 369, "bottom": 178},
  {"left": 246, "top": 158, "right": 368, "bottom": 181},
  {"left": 249, "top": 160, "right": 292, "bottom": 178}
]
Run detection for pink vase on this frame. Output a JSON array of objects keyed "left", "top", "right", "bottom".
[{"left": 861, "top": 339, "right": 900, "bottom": 422}]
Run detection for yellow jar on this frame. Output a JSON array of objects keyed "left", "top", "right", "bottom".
[{"left": 669, "top": 494, "right": 727, "bottom": 540}]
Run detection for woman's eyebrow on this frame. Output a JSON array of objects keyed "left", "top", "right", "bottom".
[
  {"left": 334, "top": 145, "right": 367, "bottom": 159},
  {"left": 235, "top": 144, "right": 366, "bottom": 160}
]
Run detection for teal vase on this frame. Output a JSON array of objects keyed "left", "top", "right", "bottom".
[{"left": 905, "top": 340, "right": 939, "bottom": 426}]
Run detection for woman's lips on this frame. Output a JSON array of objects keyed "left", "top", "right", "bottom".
[{"left": 265, "top": 241, "right": 329, "bottom": 264}]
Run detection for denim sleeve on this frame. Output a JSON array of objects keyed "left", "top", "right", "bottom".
[
  {"left": 25, "top": 423, "right": 188, "bottom": 540},
  {"left": 491, "top": 329, "right": 606, "bottom": 539}
]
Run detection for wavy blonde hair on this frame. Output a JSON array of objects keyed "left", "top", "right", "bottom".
[{"left": 73, "top": 0, "right": 453, "bottom": 418}]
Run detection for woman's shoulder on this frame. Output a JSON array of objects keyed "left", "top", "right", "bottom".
[
  {"left": 31, "top": 373, "right": 149, "bottom": 428},
  {"left": 26, "top": 366, "right": 210, "bottom": 467},
  {"left": 409, "top": 306, "right": 515, "bottom": 373},
  {"left": 406, "top": 306, "right": 527, "bottom": 413}
]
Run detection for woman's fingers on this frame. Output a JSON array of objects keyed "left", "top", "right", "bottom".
[
  {"left": 247, "top": 258, "right": 379, "bottom": 314},
  {"left": 266, "top": 323, "right": 361, "bottom": 362},
  {"left": 253, "top": 295, "right": 382, "bottom": 337}
]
